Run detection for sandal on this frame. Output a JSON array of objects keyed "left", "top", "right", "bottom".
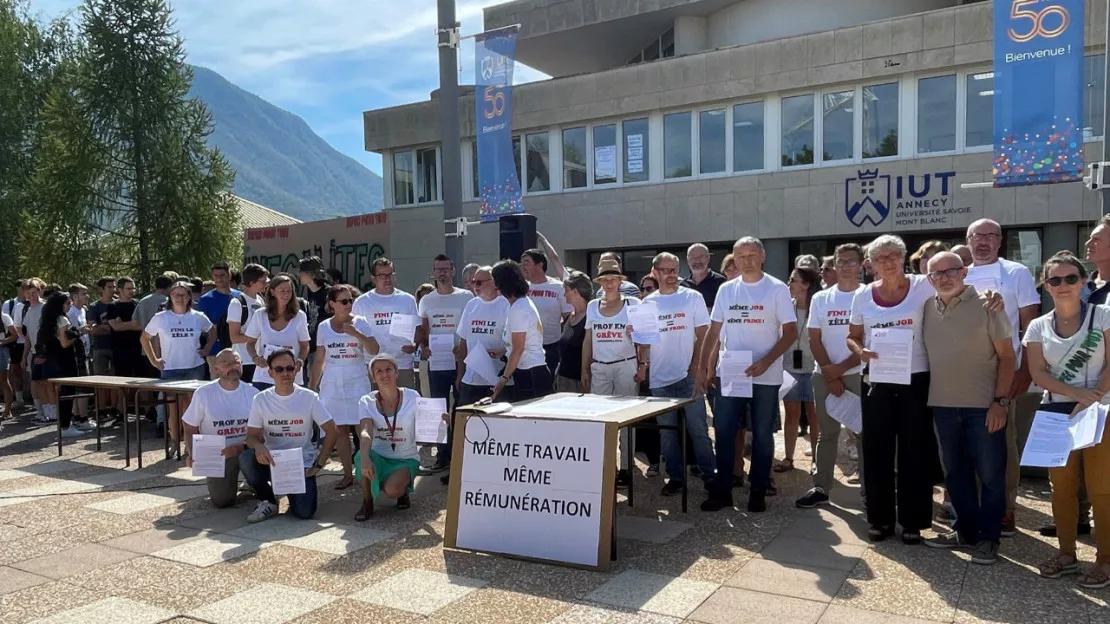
[
  {"left": 354, "top": 499, "right": 374, "bottom": 522},
  {"left": 773, "top": 459, "right": 794, "bottom": 473},
  {"left": 396, "top": 494, "right": 411, "bottom": 510},
  {"left": 1038, "top": 553, "right": 1079, "bottom": 579},
  {"left": 333, "top": 475, "right": 354, "bottom": 490},
  {"left": 1077, "top": 563, "right": 1110, "bottom": 589}
]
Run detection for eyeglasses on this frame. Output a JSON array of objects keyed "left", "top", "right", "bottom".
[
  {"left": 655, "top": 268, "right": 678, "bottom": 275},
  {"left": 834, "top": 259, "right": 860, "bottom": 268},
  {"left": 641, "top": 286, "right": 657, "bottom": 292},
  {"left": 1046, "top": 274, "right": 1082, "bottom": 287},
  {"left": 333, "top": 299, "right": 352, "bottom": 305},
  {"left": 271, "top": 365, "right": 297, "bottom": 374},
  {"left": 970, "top": 232, "right": 1001, "bottom": 241},
  {"left": 873, "top": 253, "right": 902, "bottom": 265},
  {"left": 473, "top": 278, "right": 490, "bottom": 285},
  {"left": 376, "top": 273, "right": 395, "bottom": 279},
  {"left": 927, "top": 268, "right": 962, "bottom": 280}
]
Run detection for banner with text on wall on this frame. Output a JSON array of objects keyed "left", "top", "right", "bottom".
[
  {"left": 993, "top": 0, "right": 1085, "bottom": 187},
  {"left": 475, "top": 27, "right": 523, "bottom": 222}
]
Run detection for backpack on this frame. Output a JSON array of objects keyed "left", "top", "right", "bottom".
[{"left": 216, "top": 294, "right": 262, "bottom": 351}]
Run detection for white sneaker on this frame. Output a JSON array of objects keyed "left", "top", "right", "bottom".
[
  {"left": 31, "top": 414, "right": 53, "bottom": 424},
  {"left": 246, "top": 500, "right": 278, "bottom": 523},
  {"left": 75, "top": 420, "right": 97, "bottom": 431},
  {"left": 61, "top": 425, "right": 86, "bottom": 438}
]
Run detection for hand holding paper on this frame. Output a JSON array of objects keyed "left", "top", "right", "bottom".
[
  {"left": 627, "top": 303, "right": 660, "bottom": 345},
  {"left": 191, "top": 434, "right": 226, "bottom": 478},
  {"left": 271, "top": 448, "right": 306, "bottom": 495},
  {"left": 388, "top": 313, "right": 418, "bottom": 342},
  {"left": 719, "top": 350, "right": 753, "bottom": 398},
  {"left": 867, "top": 328, "right": 913, "bottom": 385},
  {"left": 464, "top": 343, "right": 501, "bottom": 386},
  {"left": 415, "top": 397, "right": 449, "bottom": 444}
]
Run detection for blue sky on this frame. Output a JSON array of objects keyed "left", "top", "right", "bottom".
[{"left": 29, "top": 0, "right": 548, "bottom": 176}]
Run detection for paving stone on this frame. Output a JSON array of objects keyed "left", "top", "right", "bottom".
[
  {"left": 688, "top": 587, "right": 827, "bottom": 624},
  {"left": 779, "top": 511, "right": 870, "bottom": 546},
  {"left": 725, "top": 558, "right": 850, "bottom": 603},
  {"left": 173, "top": 506, "right": 253, "bottom": 533},
  {"left": 188, "top": 583, "right": 335, "bottom": 624},
  {"left": 0, "top": 469, "right": 30, "bottom": 482},
  {"left": 281, "top": 525, "right": 395, "bottom": 555},
  {"left": 85, "top": 485, "right": 210, "bottom": 514},
  {"left": 225, "top": 516, "right": 332, "bottom": 543},
  {"left": 584, "top": 569, "right": 718, "bottom": 619},
  {"left": 150, "top": 533, "right": 263, "bottom": 568},
  {"left": 349, "top": 568, "right": 488, "bottom": 616},
  {"left": 101, "top": 526, "right": 207, "bottom": 554},
  {"left": 29, "top": 596, "right": 176, "bottom": 624},
  {"left": 0, "top": 565, "right": 50, "bottom": 595},
  {"left": 548, "top": 603, "right": 683, "bottom": 623},
  {"left": 615, "top": 516, "right": 693, "bottom": 544},
  {"left": 818, "top": 604, "right": 940, "bottom": 623},
  {"left": 10, "top": 543, "right": 136, "bottom": 579},
  {"left": 12, "top": 460, "right": 87, "bottom": 476},
  {"left": 757, "top": 536, "right": 867, "bottom": 572}
]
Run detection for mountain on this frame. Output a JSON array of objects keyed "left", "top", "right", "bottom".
[{"left": 187, "top": 65, "right": 383, "bottom": 221}]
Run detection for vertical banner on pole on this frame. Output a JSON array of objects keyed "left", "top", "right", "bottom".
[
  {"left": 475, "top": 28, "right": 523, "bottom": 222},
  {"left": 993, "top": 0, "right": 1085, "bottom": 187}
]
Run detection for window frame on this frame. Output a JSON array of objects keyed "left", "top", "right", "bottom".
[
  {"left": 389, "top": 144, "right": 442, "bottom": 208},
  {"left": 780, "top": 91, "right": 818, "bottom": 170},
  {"left": 914, "top": 70, "right": 959, "bottom": 157},
  {"left": 731, "top": 98, "right": 768, "bottom": 175}
]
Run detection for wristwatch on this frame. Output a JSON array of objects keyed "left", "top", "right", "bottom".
[{"left": 993, "top": 396, "right": 1011, "bottom": 408}]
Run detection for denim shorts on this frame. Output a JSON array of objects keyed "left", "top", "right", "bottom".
[
  {"left": 0, "top": 347, "right": 9, "bottom": 370},
  {"left": 783, "top": 371, "right": 814, "bottom": 402}
]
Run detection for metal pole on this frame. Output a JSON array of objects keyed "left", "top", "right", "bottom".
[
  {"left": 438, "top": 0, "right": 464, "bottom": 282},
  {"left": 1101, "top": 0, "right": 1110, "bottom": 215}
]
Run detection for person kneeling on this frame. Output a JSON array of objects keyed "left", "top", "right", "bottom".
[
  {"left": 355, "top": 354, "right": 427, "bottom": 521},
  {"left": 241, "top": 349, "right": 340, "bottom": 523}
]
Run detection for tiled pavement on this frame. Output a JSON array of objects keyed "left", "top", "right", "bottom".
[{"left": 0, "top": 415, "right": 1107, "bottom": 624}]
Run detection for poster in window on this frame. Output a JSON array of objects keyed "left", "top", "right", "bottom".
[{"left": 594, "top": 145, "right": 617, "bottom": 180}]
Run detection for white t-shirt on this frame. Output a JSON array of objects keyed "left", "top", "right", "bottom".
[
  {"left": 352, "top": 289, "right": 419, "bottom": 368},
  {"left": 711, "top": 275, "right": 797, "bottom": 385},
  {"left": 2, "top": 311, "right": 13, "bottom": 342},
  {"left": 528, "top": 277, "right": 572, "bottom": 345},
  {"left": 849, "top": 274, "right": 935, "bottom": 375},
  {"left": 644, "top": 287, "right": 711, "bottom": 389},
  {"left": 244, "top": 311, "right": 310, "bottom": 385},
  {"left": 808, "top": 284, "right": 867, "bottom": 376},
  {"left": 1023, "top": 304, "right": 1110, "bottom": 403},
  {"left": 67, "top": 306, "right": 89, "bottom": 354},
  {"left": 457, "top": 296, "right": 510, "bottom": 385},
  {"left": 586, "top": 297, "right": 641, "bottom": 363},
  {"left": 3, "top": 299, "right": 24, "bottom": 344},
  {"left": 20, "top": 302, "right": 43, "bottom": 350},
  {"left": 227, "top": 293, "right": 265, "bottom": 362},
  {"left": 505, "top": 298, "right": 547, "bottom": 371},
  {"left": 182, "top": 380, "right": 259, "bottom": 445},
  {"left": 316, "top": 315, "right": 374, "bottom": 398},
  {"left": 144, "top": 309, "right": 213, "bottom": 371},
  {"left": 418, "top": 287, "right": 474, "bottom": 371},
  {"left": 968, "top": 257, "right": 1040, "bottom": 353},
  {"left": 247, "top": 386, "right": 332, "bottom": 467},
  {"left": 358, "top": 387, "right": 420, "bottom": 461}
]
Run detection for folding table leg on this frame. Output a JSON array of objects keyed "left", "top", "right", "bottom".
[
  {"left": 680, "top": 407, "right": 688, "bottom": 514},
  {"left": 55, "top": 390, "right": 62, "bottom": 457},
  {"left": 94, "top": 390, "right": 102, "bottom": 451},
  {"left": 136, "top": 392, "right": 144, "bottom": 470},
  {"left": 123, "top": 390, "right": 131, "bottom": 468},
  {"left": 626, "top": 424, "right": 636, "bottom": 508}
]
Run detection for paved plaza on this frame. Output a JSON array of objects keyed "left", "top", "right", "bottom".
[{"left": 0, "top": 416, "right": 1106, "bottom": 624}]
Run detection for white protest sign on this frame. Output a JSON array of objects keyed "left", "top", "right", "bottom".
[{"left": 454, "top": 417, "right": 605, "bottom": 567}]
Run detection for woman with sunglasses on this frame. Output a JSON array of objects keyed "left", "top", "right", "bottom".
[
  {"left": 1024, "top": 253, "right": 1110, "bottom": 587},
  {"left": 245, "top": 274, "right": 310, "bottom": 391},
  {"left": 309, "top": 284, "right": 378, "bottom": 491},
  {"left": 355, "top": 354, "right": 427, "bottom": 521},
  {"left": 489, "top": 260, "right": 552, "bottom": 402}
]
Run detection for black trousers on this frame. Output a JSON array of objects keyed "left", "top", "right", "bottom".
[{"left": 862, "top": 372, "right": 937, "bottom": 531}]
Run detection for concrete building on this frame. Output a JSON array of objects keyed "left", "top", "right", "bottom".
[{"left": 363, "top": 0, "right": 1107, "bottom": 288}]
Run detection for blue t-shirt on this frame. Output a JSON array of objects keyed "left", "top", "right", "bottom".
[{"left": 196, "top": 288, "right": 241, "bottom": 353}]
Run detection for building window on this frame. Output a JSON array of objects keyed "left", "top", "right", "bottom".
[
  {"left": 781, "top": 94, "right": 815, "bottom": 166},
  {"left": 1085, "top": 54, "right": 1106, "bottom": 139},
  {"left": 822, "top": 90, "right": 854, "bottom": 162},
  {"left": 664, "top": 112, "right": 692, "bottom": 179},
  {"left": 524, "top": 132, "right": 550, "bottom": 193},
  {"left": 917, "top": 75, "right": 957, "bottom": 153},
  {"left": 699, "top": 109, "right": 726, "bottom": 174},
  {"left": 733, "top": 102, "right": 764, "bottom": 172},
  {"left": 965, "top": 72, "right": 994, "bottom": 148},
  {"left": 862, "top": 82, "right": 899, "bottom": 158},
  {"left": 593, "top": 124, "right": 617, "bottom": 185},
  {"left": 393, "top": 151, "right": 414, "bottom": 206},
  {"left": 415, "top": 148, "right": 438, "bottom": 203},
  {"left": 661, "top": 27, "right": 675, "bottom": 58},
  {"left": 623, "top": 118, "right": 650, "bottom": 183},
  {"left": 562, "top": 127, "right": 587, "bottom": 189},
  {"left": 471, "top": 141, "right": 479, "bottom": 198}
]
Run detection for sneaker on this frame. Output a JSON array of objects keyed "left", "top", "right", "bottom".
[
  {"left": 1000, "top": 511, "right": 1016, "bottom": 537},
  {"left": 61, "top": 425, "right": 86, "bottom": 439},
  {"left": 616, "top": 469, "right": 631, "bottom": 489},
  {"left": 75, "top": 420, "right": 97, "bottom": 431},
  {"left": 970, "top": 541, "right": 999, "bottom": 565},
  {"left": 846, "top": 475, "right": 861, "bottom": 485},
  {"left": 795, "top": 487, "right": 830, "bottom": 509},
  {"left": 31, "top": 414, "right": 54, "bottom": 424},
  {"left": 936, "top": 505, "right": 957, "bottom": 527},
  {"left": 747, "top": 490, "right": 767, "bottom": 513},
  {"left": 700, "top": 494, "right": 733, "bottom": 512},
  {"left": 1038, "top": 522, "right": 1092, "bottom": 537},
  {"left": 925, "top": 531, "right": 969, "bottom": 549},
  {"left": 660, "top": 481, "right": 683, "bottom": 497},
  {"left": 246, "top": 501, "right": 278, "bottom": 523},
  {"left": 12, "top": 399, "right": 24, "bottom": 411},
  {"left": 803, "top": 449, "right": 813, "bottom": 457},
  {"left": 645, "top": 464, "right": 660, "bottom": 477},
  {"left": 902, "top": 531, "right": 922, "bottom": 545}
]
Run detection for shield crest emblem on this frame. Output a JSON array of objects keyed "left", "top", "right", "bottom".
[
  {"left": 481, "top": 55, "right": 495, "bottom": 81},
  {"left": 845, "top": 170, "right": 891, "bottom": 227}
]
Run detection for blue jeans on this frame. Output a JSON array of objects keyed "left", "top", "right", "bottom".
[
  {"left": 158, "top": 364, "right": 206, "bottom": 424},
  {"left": 238, "top": 448, "right": 318, "bottom": 519},
  {"left": 714, "top": 384, "right": 781, "bottom": 494},
  {"left": 651, "top": 376, "right": 716, "bottom": 484},
  {"left": 429, "top": 369, "right": 456, "bottom": 464},
  {"left": 933, "top": 407, "right": 1008, "bottom": 543}
]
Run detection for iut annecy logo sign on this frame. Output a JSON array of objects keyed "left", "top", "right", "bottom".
[{"left": 845, "top": 169, "right": 956, "bottom": 227}]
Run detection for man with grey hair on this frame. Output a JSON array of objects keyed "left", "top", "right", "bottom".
[
  {"left": 681, "top": 243, "right": 727, "bottom": 311},
  {"left": 461, "top": 263, "right": 480, "bottom": 295},
  {"left": 964, "top": 218, "right": 1040, "bottom": 537}
]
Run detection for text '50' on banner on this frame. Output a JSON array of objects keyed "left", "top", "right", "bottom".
[
  {"left": 993, "top": 0, "right": 1085, "bottom": 187},
  {"left": 475, "top": 28, "right": 523, "bottom": 223}
]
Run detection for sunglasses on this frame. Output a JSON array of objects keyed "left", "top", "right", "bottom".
[
  {"left": 271, "top": 365, "right": 297, "bottom": 373},
  {"left": 333, "top": 298, "right": 353, "bottom": 305},
  {"left": 1046, "top": 274, "right": 1082, "bottom": 287},
  {"left": 641, "top": 286, "right": 657, "bottom": 292}
]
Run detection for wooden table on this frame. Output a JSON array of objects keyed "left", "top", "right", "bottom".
[
  {"left": 444, "top": 393, "right": 693, "bottom": 571},
  {"left": 49, "top": 376, "right": 208, "bottom": 468}
]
